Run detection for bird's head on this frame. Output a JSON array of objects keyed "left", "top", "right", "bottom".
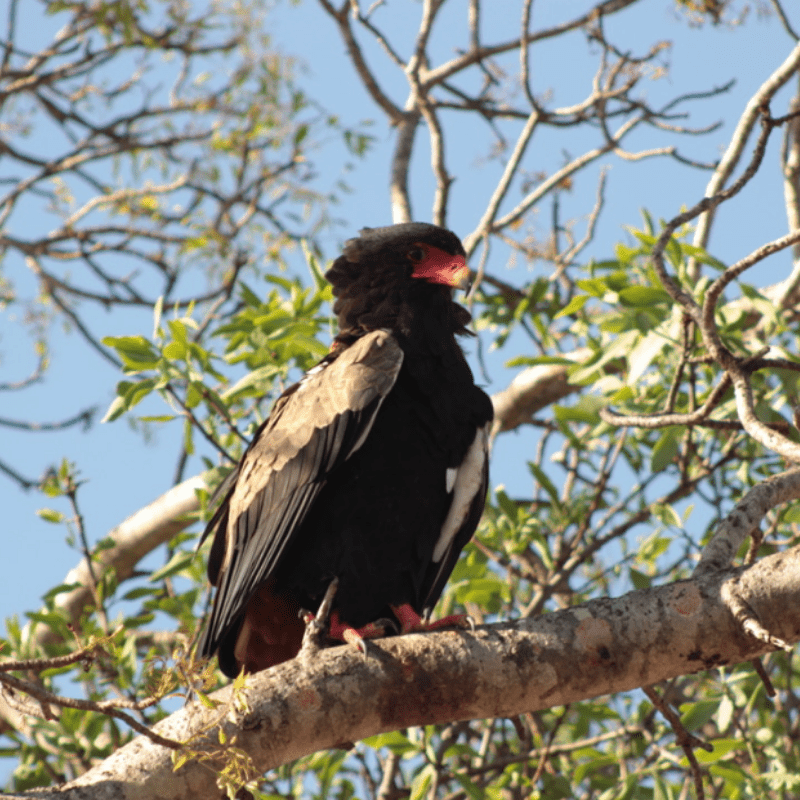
[{"left": 326, "top": 222, "right": 472, "bottom": 337}]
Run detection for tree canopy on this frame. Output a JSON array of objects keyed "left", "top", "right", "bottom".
[{"left": 3, "top": 1, "right": 800, "bottom": 798}]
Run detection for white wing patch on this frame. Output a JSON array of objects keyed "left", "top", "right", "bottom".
[
  {"left": 445, "top": 467, "right": 457, "bottom": 493},
  {"left": 433, "top": 423, "right": 490, "bottom": 563},
  {"left": 295, "top": 362, "right": 328, "bottom": 393}
]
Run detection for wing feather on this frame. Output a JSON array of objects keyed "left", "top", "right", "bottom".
[
  {"left": 422, "top": 422, "right": 491, "bottom": 614},
  {"left": 198, "top": 330, "right": 403, "bottom": 659}
]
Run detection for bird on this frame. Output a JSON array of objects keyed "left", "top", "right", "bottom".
[{"left": 196, "top": 222, "right": 494, "bottom": 677}]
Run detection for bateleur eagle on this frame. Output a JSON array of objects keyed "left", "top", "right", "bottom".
[{"left": 197, "top": 222, "right": 494, "bottom": 677}]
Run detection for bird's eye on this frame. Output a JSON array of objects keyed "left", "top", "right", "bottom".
[{"left": 408, "top": 246, "right": 427, "bottom": 262}]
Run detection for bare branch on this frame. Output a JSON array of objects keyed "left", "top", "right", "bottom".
[
  {"left": 768, "top": 0, "right": 799, "bottom": 41},
  {"left": 691, "top": 39, "right": 800, "bottom": 254},
  {"left": 0, "top": 671, "right": 181, "bottom": 750},
  {"left": 643, "top": 685, "right": 708, "bottom": 800},
  {"left": 554, "top": 167, "right": 608, "bottom": 273},
  {"left": 0, "top": 406, "right": 95, "bottom": 433},
  {"left": 0, "top": 457, "right": 40, "bottom": 491},
  {"left": 464, "top": 109, "right": 540, "bottom": 256},
  {"left": 774, "top": 87, "right": 800, "bottom": 307},
  {"left": 703, "top": 226, "right": 800, "bottom": 322},
  {"left": 316, "top": 0, "right": 404, "bottom": 123},
  {"left": 695, "top": 468, "right": 800, "bottom": 576},
  {"left": 390, "top": 113, "right": 419, "bottom": 223},
  {"left": 418, "top": 100, "right": 451, "bottom": 227},
  {"left": 422, "top": 0, "right": 640, "bottom": 89},
  {"left": 651, "top": 111, "right": 778, "bottom": 325}
]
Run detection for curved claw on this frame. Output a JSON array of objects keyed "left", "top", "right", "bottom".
[{"left": 372, "top": 616, "right": 400, "bottom": 635}]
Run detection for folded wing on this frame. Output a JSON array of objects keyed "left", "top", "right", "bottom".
[{"left": 197, "top": 330, "right": 404, "bottom": 663}]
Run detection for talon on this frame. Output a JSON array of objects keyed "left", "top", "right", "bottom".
[
  {"left": 429, "top": 612, "right": 473, "bottom": 631},
  {"left": 341, "top": 628, "right": 369, "bottom": 657},
  {"left": 372, "top": 616, "right": 400, "bottom": 635},
  {"left": 327, "top": 610, "right": 391, "bottom": 658}
]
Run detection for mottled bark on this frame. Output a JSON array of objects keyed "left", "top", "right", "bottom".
[{"left": 28, "top": 544, "right": 800, "bottom": 800}]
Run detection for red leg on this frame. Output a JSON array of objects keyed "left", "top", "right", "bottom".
[
  {"left": 390, "top": 603, "right": 472, "bottom": 633},
  {"left": 304, "top": 604, "right": 470, "bottom": 659},
  {"left": 323, "top": 610, "right": 391, "bottom": 653}
]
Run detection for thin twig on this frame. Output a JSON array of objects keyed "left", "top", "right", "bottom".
[
  {"left": 644, "top": 685, "right": 709, "bottom": 800},
  {"left": 0, "top": 671, "right": 182, "bottom": 749}
]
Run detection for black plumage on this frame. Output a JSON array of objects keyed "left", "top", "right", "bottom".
[{"left": 197, "top": 222, "right": 494, "bottom": 677}]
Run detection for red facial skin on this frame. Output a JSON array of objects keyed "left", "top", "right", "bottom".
[{"left": 410, "top": 243, "right": 469, "bottom": 288}]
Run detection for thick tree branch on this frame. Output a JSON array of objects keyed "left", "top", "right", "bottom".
[
  {"left": 25, "top": 475, "right": 208, "bottom": 651},
  {"left": 34, "top": 544, "right": 800, "bottom": 800},
  {"left": 489, "top": 356, "right": 587, "bottom": 440}
]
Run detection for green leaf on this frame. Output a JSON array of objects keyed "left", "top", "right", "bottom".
[
  {"left": 689, "top": 738, "right": 744, "bottom": 764},
  {"left": 101, "top": 395, "right": 128, "bottom": 423},
  {"left": 152, "top": 295, "right": 164, "bottom": 338},
  {"left": 452, "top": 772, "right": 486, "bottom": 800},
  {"left": 363, "top": 731, "right": 418, "bottom": 755},
  {"left": 122, "top": 586, "right": 161, "bottom": 601},
  {"left": 150, "top": 550, "right": 195, "bottom": 582},
  {"left": 553, "top": 396, "right": 603, "bottom": 425},
  {"left": 680, "top": 699, "right": 718, "bottom": 731},
  {"left": 172, "top": 751, "right": 191, "bottom": 771},
  {"left": 183, "top": 417, "right": 194, "bottom": 456},
  {"left": 453, "top": 575, "right": 510, "bottom": 608},
  {"left": 163, "top": 340, "right": 187, "bottom": 360},
  {"left": 576, "top": 277, "right": 608, "bottom": 298},
  {"left": 185, "top": 382, "right": 203, "bottom": 409},
  {"left": 126, "top": 378, "right": 157, "bottom": 409},
  {"left": 168, "top": 319, "right": 189, "bottom": 344},
  {"left": 505, "top": 354, "right": 573, "bottom": 369},
  {"left": 627, "top": 329, "right": 668, "bottom": 384},
  {"left": 222, "top": 365, "right": 282, "bottom": 400},
  {"left": 652, "top": 503, "right": 682, "bottom": 528},
  {"left": 36, "top": 508, "right": 64, "bottom": 524},
  {"left": 102, "top": 335, "right": 159, "bottom": 369},
  {"left": 651, "top": 429, "right": 680, "bottom": 473},
  {"left": 529, "top": 462, "right": 562, "bottom": 510},
  {"left": 618, "top": 286, "right": 671, "bottom": 307},
  {"left": 409, "top": 764, "right": 435, "bottom": 800},
  {"left": 42, "top": 582, "right": 82, "bottom": 601},
  {"left": 555, "top": 294, "right": 589, "bottom": 318},
  {"left": 629, "top": 568, "right": 651, "bottom": 590}
]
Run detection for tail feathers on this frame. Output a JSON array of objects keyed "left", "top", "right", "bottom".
[{"left": 218, "top": 584, "right": 305, "bottom": 677}]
